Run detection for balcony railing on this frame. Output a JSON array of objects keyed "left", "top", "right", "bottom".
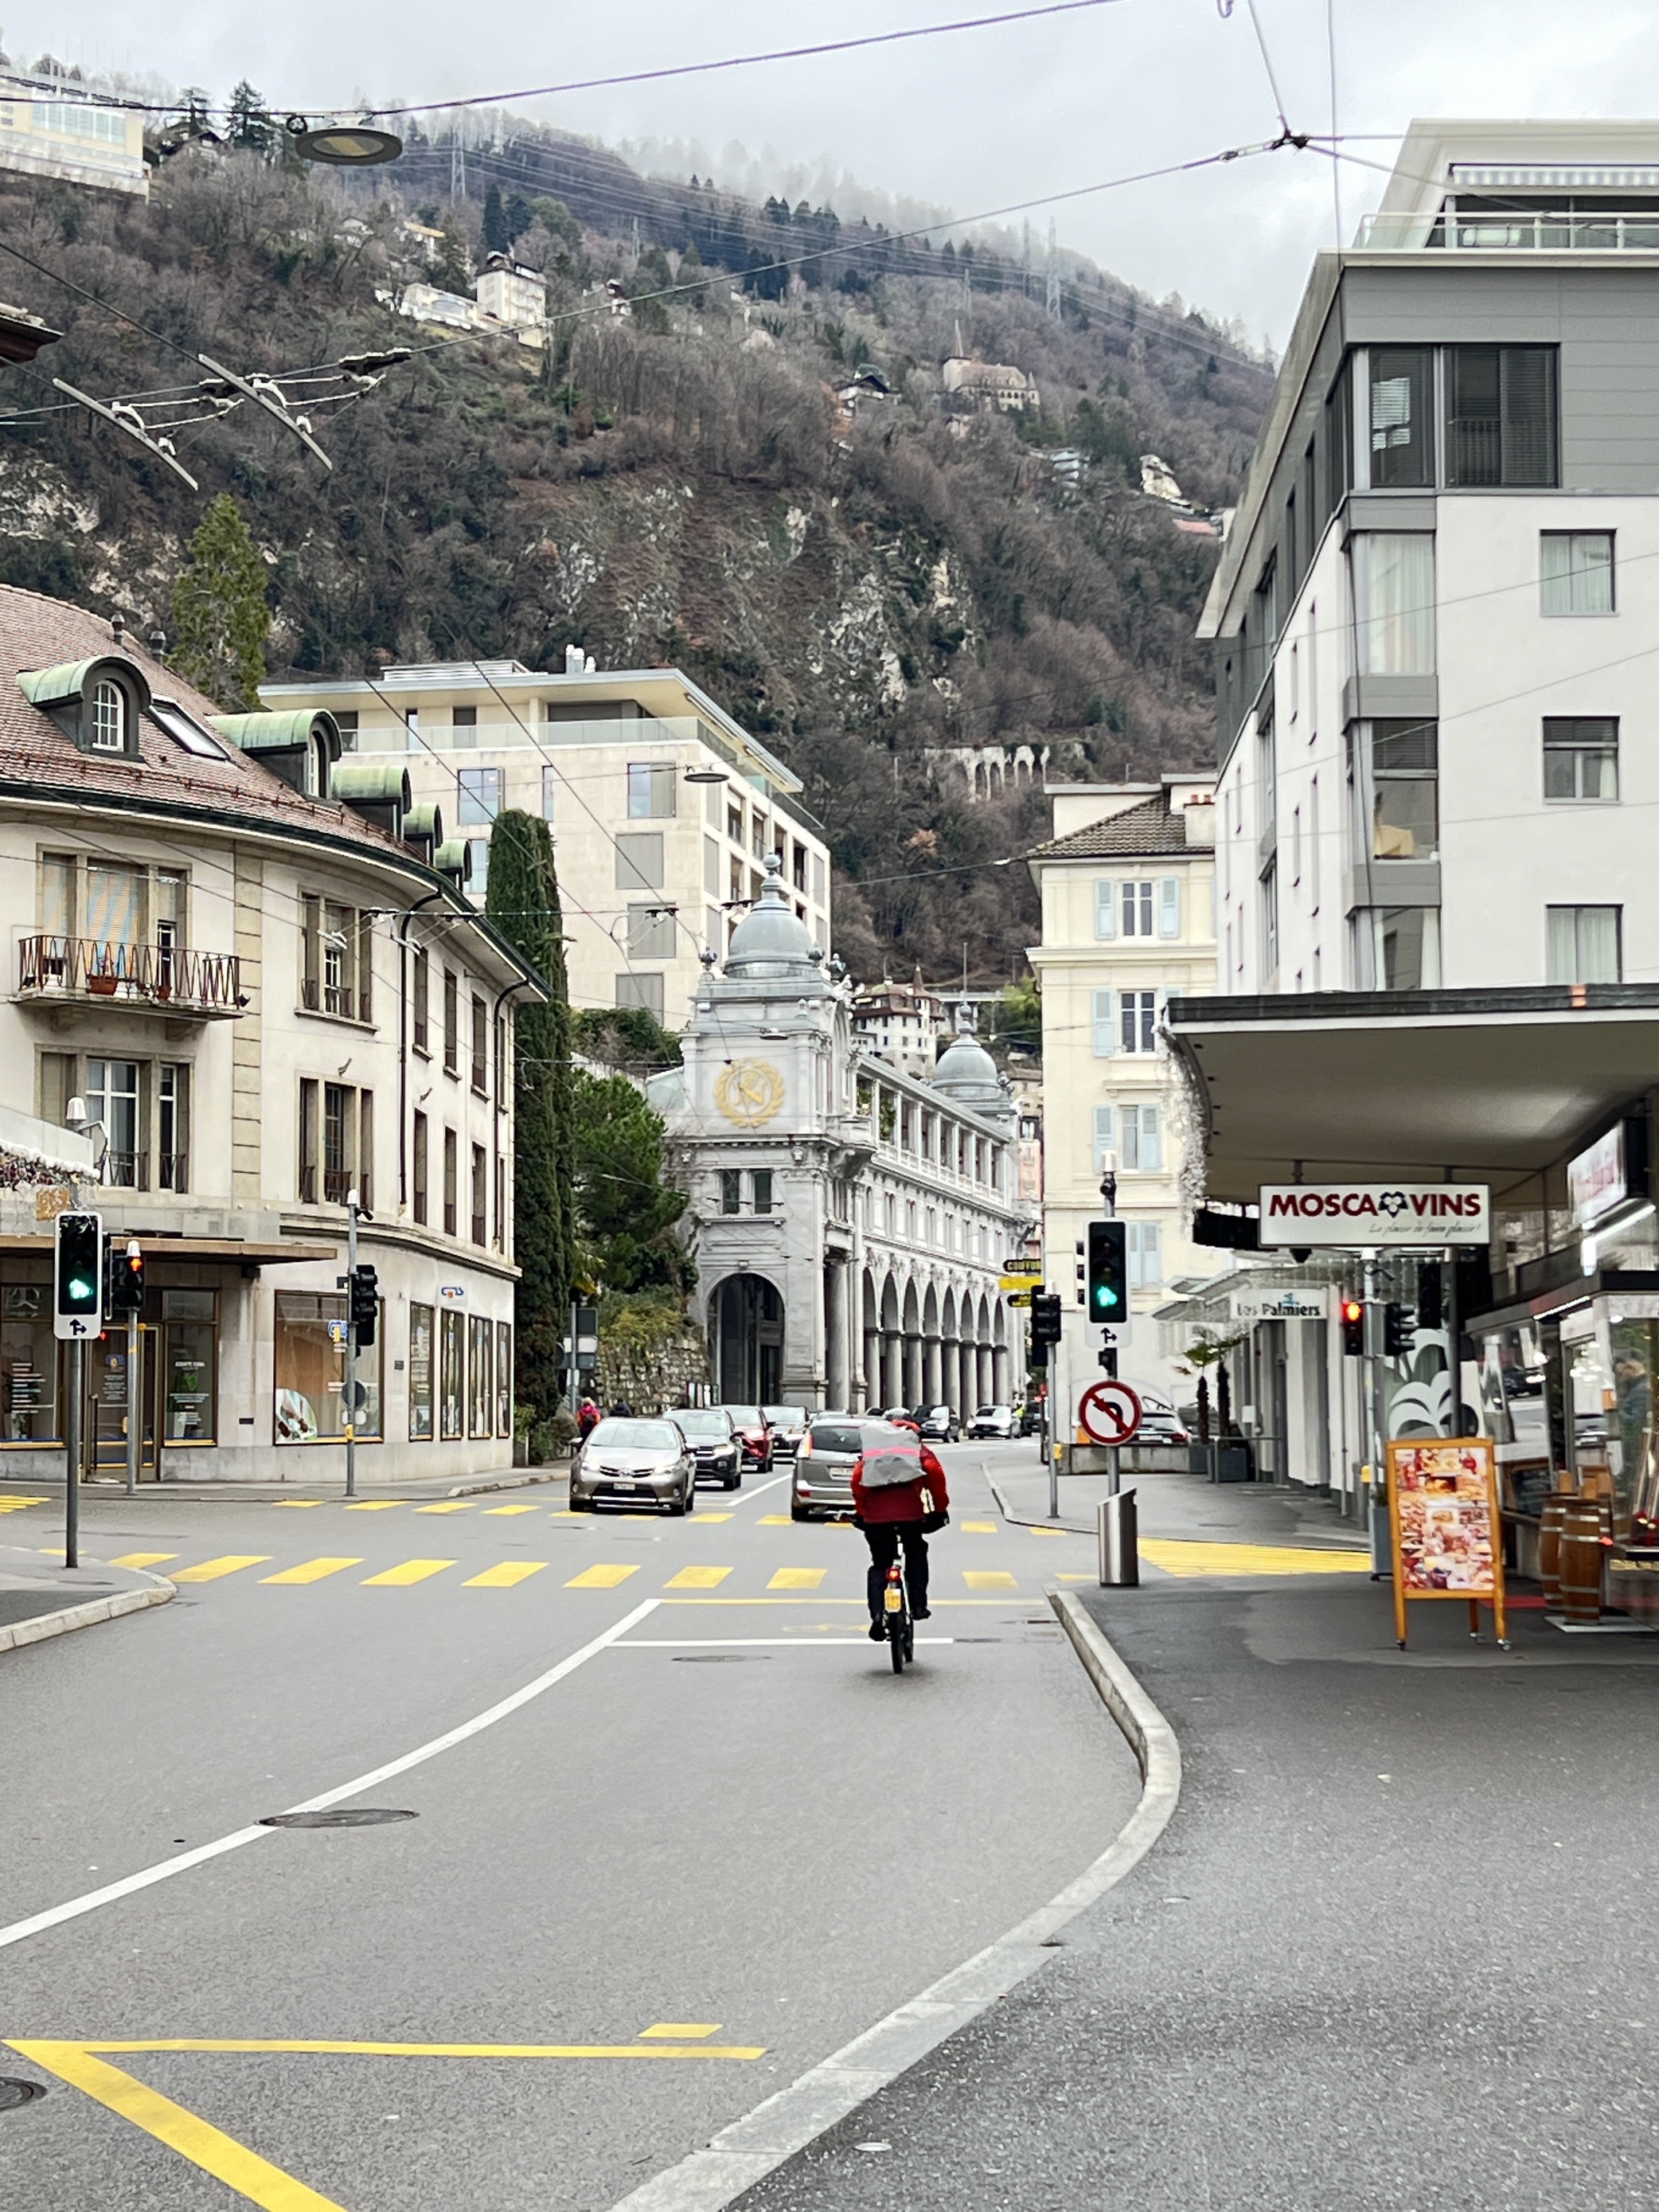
[
  {"left": 1358, "top": 209, "right": 1659, "bottom": 253},
  {"left": 19, "top": 935, "right": 242, "bottom": 1016}
]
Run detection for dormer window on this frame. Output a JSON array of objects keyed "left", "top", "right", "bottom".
[{"left": 89, "top": 678, "right": 126, "bottom": 752}]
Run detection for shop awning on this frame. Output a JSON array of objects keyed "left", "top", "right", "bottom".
[
  {"left": 1165, "top": 985, "right": 1659, "bottom": 1206},
  {"left": 0, "top": 1236, "right": 339, "bottom": 1263}
]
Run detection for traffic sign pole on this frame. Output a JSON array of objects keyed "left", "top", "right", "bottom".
[{"left": 64, "top": 1339, "right": 80, "bottom": 1570}]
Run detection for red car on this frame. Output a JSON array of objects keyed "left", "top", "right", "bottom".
[{"left": 721, "top": 1405, "right": 773, "bottom": 1471}]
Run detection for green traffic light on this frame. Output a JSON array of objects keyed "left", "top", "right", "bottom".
[{"left": 68, "top": 1276, "right": 96, "bottom": 1301}]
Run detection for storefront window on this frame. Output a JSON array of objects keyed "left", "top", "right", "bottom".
[
  {"left": 163, "top": 1288, "right": 217, "bottom": 1442},
  {"left": 439, "top": 1308, "right": 463, "bottom": 1440},
  {"left": 275, "top": 1291, "right": 382, "bottom": 1443},
  {"left": 2, "top": 1286, "right": 57, "bottom": 1442},
  {"left": 496, "top": 1319, "right": 512, "bottom": 1437},
  {"left": 409, "top": 1303, "right": 434, "bottom": 1440},
  {"left": 469, "top": 1315, "right": 492, "bottom": 1439}
]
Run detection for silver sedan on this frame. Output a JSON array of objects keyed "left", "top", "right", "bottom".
[{"left": 568, "top": 1417, "right": 697, "bottom": 1514}]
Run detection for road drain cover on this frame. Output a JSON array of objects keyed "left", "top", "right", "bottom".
[
  {"left": 0, "top": 2079, "right": 45, "bottom": 2112},
  {"left": 260, "top": 1808, "right": 418, "bottom": 1829},
  {"left": 673, "top": 1654, "right": 771, "bottom": 1663}
]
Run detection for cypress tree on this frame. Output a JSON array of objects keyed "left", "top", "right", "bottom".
[
  {"left": 170, "top": 494, "right": 269, "bottom": 709},
  {"left": 485, "top": 810, "right": 576, "bottom": 1421}
]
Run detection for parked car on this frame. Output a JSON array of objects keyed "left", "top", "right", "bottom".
[
  {"left": 568, "top": 1417, "right": 697, "bottom": 1515},
  {"left": 966, "top": 1404, "right": 1016, "bottom": 1440},
  {"left": 721, "top": 1405, "right": 773, "bottom": 1471},
  {"left": 911, "top": 1403, "right": 960, "bottom": 1443},
  {"left": 792, "top": 1414, "right": 869, "bottom": 1521},
  {"left": 1017, "top": 1401, "right": 1043, "bottom": 1436},
  {"left": 1134, "top": 1406, "right": 1191, "bottom": 1445},
  {"left": 762, "top": 1404, "right": 810, "bottom": 1459},
  {"left": 672, "top": 1405, "right": 743, "bottom": 1489}
]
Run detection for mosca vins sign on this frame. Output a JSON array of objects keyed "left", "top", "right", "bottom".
[{"left": 1258, "top": 1183, "right": 1490, "bottom": 1248}]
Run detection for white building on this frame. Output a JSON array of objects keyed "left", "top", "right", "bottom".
[
  {"left": 651, "top": 861, "right": 1029, "bottom": 1412},
  {"left": 849, "top": 975, "right": 947, "bottom": 1076},
  {"left": 0, "top": 86, "right": 147, "bottom": 197},
  {"left": 395, "top": 256, "right": 548, "bottom": 348},
  {"left": 260, "top": 663, "right": 833, "bottom": 1036},
  {"left": 941, "top": 358, "right": 1039, "bottom": 413},
  {"left": 0, "top": 587, "right": 534, "bottom": 1484}
]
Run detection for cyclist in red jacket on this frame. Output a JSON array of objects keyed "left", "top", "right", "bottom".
[{"left": 851, "top": 1425, "right": 951, "bottom": 1642}]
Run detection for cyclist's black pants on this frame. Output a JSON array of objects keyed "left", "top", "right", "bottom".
[{"left": 863, "top": 1521, "right": 930, "bottom": 1624}]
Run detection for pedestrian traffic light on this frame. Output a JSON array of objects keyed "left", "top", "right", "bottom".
[
  {"left": 1086, "top": 1220, "right": 1128, "bottom": 1323},
  {"left": 1340, "top": 1297, "right": 1364, "bottom": 1356},
  {"left": 54, "top": 1210, "right": 103, "bottom": 1335},
  {"left": 1384, "top": 1301, "right": 1415, "bottom": 1359},
  {"left": 1030, "top": 1292, "right": 1063, "bottom": 1348},
  {"left": 349, "top": 1263, "right": 379, "bottom": 1348},
  {"left": 1416, "top": 1263, "right": 1443, "bottom": 1331},
  {"left": 104, "top": 1237, "right": 145, "bottom": 1318}
]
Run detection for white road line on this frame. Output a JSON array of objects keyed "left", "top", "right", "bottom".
[
  {"left": 0, "top": 1598, "right": 660, "bottom": 1955},
  {"left": 736, "top": 1472, "right": 789, "bottom": 1505}
]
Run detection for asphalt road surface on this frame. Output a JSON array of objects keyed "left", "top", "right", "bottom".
[{"left": 0, "top": 1442, "right": 1134, "bottom": 2211}]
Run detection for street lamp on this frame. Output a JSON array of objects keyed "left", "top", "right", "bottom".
[{"left": 290, "top": 116, "right": 403, "bottom": 167}]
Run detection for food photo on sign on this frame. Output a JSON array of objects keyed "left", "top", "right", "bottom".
[{"left": 1385, "top": 1439, "right": 1509, "bottom": 1649}]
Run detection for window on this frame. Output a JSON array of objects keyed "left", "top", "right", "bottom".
[
  {"left": 751, "top": 1170, "right": 774, "bottom": 1213},
  {"left": 1261, "top": 860, "right": 1278, "bottom": 979},
  {"left": 1444, "top": 346, "right": 1557, "bottom": 487},
  {"left": 626, "top": 903, "right": 675, "bottom": 959},
  {"left": 84, "top": 1057, "right": 142, "bottom": 1186},
  {"left": 1354, "top": 907, "right": 1441, "bottom": 991},
  {"left": 720, "top": 1169, "right": 741, "bottom": 1214},
  {"left": 616, "top": 972, "right": 665, "bottom": 1017},
  {"left": 443, "top": 1127, "right": 458, "bottom": 1237},
  {"left": 727, "top": 803, "right": 744, "bottom": 843},
  {"left": 2, "top": 1283, "right": 59, "bottom": 1442},
  {"left": 457, "top": 767, "right": 502, "bottom": 826},
  {"left": 274, "top": 1292, "right": 382, "bottom": 1443},
  {"left": 412, "top": 947, "right": 430, "bottom": 1053},
  {"left": 158, "top": 1062, "right": 189, "bottom": 1192},
  {"left": 1127, "top": 1221, "right": 1162, "bottom": 1290},
  {"left": 1540, "top": 716, "right": 1618, "bottom": 803},
  {"left": 469, "top": 1315, "right": 493, "bottom": 1438},
  {"left": 1094, "top": 881, "right": 1117, "bottom": 940},
  {"left": 1119, "top": 991, "right": 1158, "bottom": 1054},
  {"left": 627, "top": 761, "right": 676, "bottom": 819},
  {"left": 1091, "top": 989, "right": 1114, "bottom": 1057},
  {"left": 494, "top": 1153, "right": 506, "bottom": 1251},
  {"left": 496, "top": 1320, "right": 513, "bottom": 1437},
  {"left": 812, "top": 854, "right": 826, "bottom": 905},
  {"left": 1542, "top": 532, "right": 1614, "bottom": 616},
  {"left": 302, "top": 897, "right": 373, "bottom": 1022},
  {"left": 705, "top": 837, "right": 721, "bottom": 899},
  {"left": 615, "top": 832, "right": 664, "bottom": 891},
  {"left": 1121, "top": 881, "right": 1153, "bottom": 936},
  {"left": 299, "top": 1078, "right": 318, "bottom": 1202},
  {"left": 1368, "top": 346, "right": 1434, "bottom": 488},
  {"left": 316, "top": 1081, "right": 373, "bottom": 1208},
  {"left": 334, "top": 710, "right": 359, "bottom": 752},
  {"left": 470, "top": 994, "right": 488, "bottom": 1093},
  {"left": 494, "top": 1013, "right": 508, "bottom": 1104},
  {"left": 88, "top": 678, "right": 126, "bottom": 752},
  {"left": 440, "top": 1308, "right": 464, "bottom": 1439},
  {"left": 471, "top": 1144, "right": 487, "bottom": 1245},
  {"left": 751, "top": 813, "right": 769, "bottom": 860},
  {"left": 443, "top": 969, "right": 459, "bottom": 1074},
  {"left": 1548, "top": 905, "right": 1622, "bottom": 985},
  {"left": 1291, "top": 804, "right": 1302, "bottom": 887},
  {"left": 412, "top": 1111, "right": 429, "bottom": 1225},
  {"left": 541, "top": 764, "right": 559, "bottom": 819},
  {"left": 1352, "top": 534, "right": 1435, "bottom": 674},
  {"left": 408, "top": 1303, "right": 435, "bottom": 1440},
  {"left": 84, "top": 861, "right": 142, "bottom": 948},
  {"left": 1118, "top": 1104, "right": 1162, "bottom": 1172},
  {"left": 451, "top": 705, "right": 477, "bottom": 746},
  {"left": 1255, "top": 559, "right": 1278, "bottom": 647},
  {"left": 1325, "top": 354, "right": 1353, "bottom": 515},
  {"left": 792, "top": 842, "right": 807, "bottom": 892},
  {"left": 1372, "top": 719, "right": 1439, "bottom": 859}
]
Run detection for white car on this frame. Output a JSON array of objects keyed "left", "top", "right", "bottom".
[{"left": 966, "top": 1404, "right": 1016, "bottom": 1440}]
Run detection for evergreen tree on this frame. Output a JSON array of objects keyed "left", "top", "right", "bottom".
[
  {"left": 482, "top": 184, "right": 509, "bottom": 255},
  {"left": 485, "top": 810, "right": 576, "bottom": 1421},
  {"left": 505, "top": 193, "right": 533, "bottom": 245},
  {"left": 170, "top": 494, "right": 268, "bottom": 709},
  {"left": 227, "top": 81, "right": 273, "bottom": 156}
]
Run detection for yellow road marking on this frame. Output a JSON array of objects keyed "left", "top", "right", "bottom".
[
  {"left": 666, "top": 1565, "right": 732, "bottom": 1589},
  {"left": 0, "top": 1496, "right": 49, "bottom": 1511},
  {"left": 342, "top": 1501, "right": 400, "bottom": 1511},
  {"left": 260, "top": 1558, "right": 364, "bottom": 1585},
  {"left": 412, "top": 1501, "right": 474, "bottom": 1514},
  {"left": 7, "top": 2042, "right": 345, "bottom": 2212},
  {"left": 463, "top": 1561, "right": 548, "bottom": 1588},
  {"left": 21, "top": 2036, "right": 763, "bottom": 2059},
  {"left": 697, "top": 1511, "right": 733, "bottom": 1522},
  {"left": 1056, "top": 1572, "right": 1095, "bottom": 1583},
  {"left": 756, "top": 1514, "right": 792, "bottom": 1525},
  {"left": 273, "top": 1500, "right": 325, "bottom": 1509},
  {"left": 109, "top": 1552, "right": 178, "bottom": 1569},
  {"left": 963, "top": 1570, "right": 1017, "bottom": 1591},
  {"left": 566, "top": 1563, "right": 639, "bottom": 1589},
  {"left": 1138, "top": 1538, "right": 1372, "bottom": 1578},
  {"left": 661, "top": 1595, "right": 1013, "bottom": 1604},
  {"left": 767, "top": 1569, "right": 826, "bottom": 1590},
  {"left": 361, "top": 1558, "right": 455, "bottom": 1586},
  {"left": 639, "top": 2023, "right": 720, "bottom": 2040},
  {"left": 962, "top": 1521, "right": 998, "bottom": 1533},
  {"left": 170, "top": 1556, "right": 271, "bottom": 1584},
  {"left": 483, "top": 1503, "right": 539, "bottom": 1516},
  {"left": 1026, "top": 1526, "right": 1068, "bottom": 1538}
]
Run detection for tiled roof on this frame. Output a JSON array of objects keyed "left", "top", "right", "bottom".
[
  {"left": 1027, "top": 793, "right": 1196, "bottom": 861},
  {"left": 0, "top": 584, "right": 400, "bottom": 856}
]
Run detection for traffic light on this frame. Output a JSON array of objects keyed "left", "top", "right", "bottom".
[
  {"left": 1416, "top": 1262, "right": 1443, "bottom": 1331},
  {"left": 1030, "top": 1292, "right": 1063, "bottom": 1348},
  {"left": 1086, "top": 1220, "right": 1128, "bottom": 1323},
  {"left": 349, "top": 1264, "right": 379, "bottom": 1348},
  {"left": 104, "top": 1237, "right": 145, "bottom": 1318},
  {"left": 1340, "top": 1297, "right": 1364, "bottom": 1356},
  {"left": 1384, "top": 1301, "right": 1415, "bottom": 1359},
  {"left": 54, "top": 1211, "right": 103, "bottom": 1335}
]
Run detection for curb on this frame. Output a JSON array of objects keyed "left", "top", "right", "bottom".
[
  {"left": 0, "top": 1564, "right": 175, "bottom": 1655},
  {"left": 447, "top": 1467, "right": 568, "bottom": 1499},
  {"left": 986, "top": 1475, "right": 1091, "bottom": 1538},
  {"left": 599, "top": 1587, "right": 1182, "bottom": 2212}
]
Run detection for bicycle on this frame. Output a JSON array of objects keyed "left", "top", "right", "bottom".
[{"left": 881, "top": 1557, "right": 915, "bottom": 1674}]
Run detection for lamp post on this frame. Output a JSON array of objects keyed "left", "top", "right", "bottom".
[{"left": 345, "top": 1189, "right": 360, "bottom": 1499}]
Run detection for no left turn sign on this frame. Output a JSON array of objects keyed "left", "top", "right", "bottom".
[{"left": 1079, "top": 1379, "right": 1142, "bottom": 1446}]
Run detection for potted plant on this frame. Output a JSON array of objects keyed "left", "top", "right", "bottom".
[{"left": 1177, "top": 1330, "right": 1251, "bottom": 1481}]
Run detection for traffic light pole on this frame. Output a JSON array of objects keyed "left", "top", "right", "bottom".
[
  {"left": 64, "top": 1339, "right": 81, "bottom": 1570},
  {"left": 126, "top": 1309, "right": 139, "bottom": 1498},
  {"left": 345, "top": 1193, "right": 359, "bottom": 1499}
]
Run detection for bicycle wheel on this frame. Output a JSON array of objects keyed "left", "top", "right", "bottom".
[{"left": 889, "top": 1620, "right": 907, "bottom": 1673}]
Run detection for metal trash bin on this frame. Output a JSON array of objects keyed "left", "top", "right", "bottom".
[{"left": 1098, "top": 1488, "right": 1139, "bottom": 1588}]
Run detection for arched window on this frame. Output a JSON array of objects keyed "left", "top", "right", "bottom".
[{"left": 89, "top": 678, "right": 125, "bottom": 752}]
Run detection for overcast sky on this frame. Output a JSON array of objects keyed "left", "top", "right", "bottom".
[{"left": 13, "top": 0, "right": 1659, "bottom": 343}]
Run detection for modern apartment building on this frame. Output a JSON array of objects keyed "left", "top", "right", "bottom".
[
  {"left": 1026, "top": 775, "right": 1220, "bottom": 1401},
  {"left": 261, "top": 663, "right": 833, "bottom": 1034},
  {"left": 0, "top": 85, "right": 147, "bottom": 197}
]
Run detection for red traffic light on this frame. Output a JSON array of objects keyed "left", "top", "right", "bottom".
[
  {"left": 1341, "top": 1299, "right": 1363, "bottom": 1323},
  {"left": 1340, "top": 1298, "right": 1365, "bottom": 1357}
]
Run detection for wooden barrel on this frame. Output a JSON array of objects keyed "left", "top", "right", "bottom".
[
  {"left": 1539, "top": 1493, "right": 1573, "bottom": 1608},
  {"left": 1559, "top": 1499, "right": 1610, "bottom": 1623}
]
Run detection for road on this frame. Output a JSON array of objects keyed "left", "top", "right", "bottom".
[{"left": 0, "top": 1442, "right": 1134, "bottom": 2212}]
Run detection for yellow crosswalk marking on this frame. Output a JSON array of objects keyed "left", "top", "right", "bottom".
[
  {"left": 169, "top": 1555, "right": 271, "bottom": 1584},
  {"left": 361, "top": 1558, "right": 455, "bottom": 1586},
  {"left": 1027, "top": 1526, "right": 1067, "bottom": 1538},
  {"left": 463, "top": 1561, "right": 548, "bottom": 1588},
  {"left": 757, "top": 1514, "right": 792, "bottom": 1526},
  {"left": 1056, "top": 1572, "right": 1095, "bottom": 1583},
  {"left": 483, "top": 1503, "right": 539, "bottom": 1516},
  {"left": 697, "top": 1512, "right": 733, "bottom": 1522},
  {"left": 962, "top": 1521, "right": 998, "bottom": 1534},
  {"left": 1138, "top": 1539, "right": 1372, "bottom": 1578},
  {"left": 274, "top": 1499, "right": 325, "bottom": 1509},
  {"left": 640, "top": 2023, "right": 720, "bottom": 2040},
  {"left": 767, "top": 1569, "right": 826, "bottom": 1590},
  {"left": 666, "top": 1565, "right": 732, "bottom": 1589},
  {"left": 110, "top": 1553, "right": 178, "bottom": 1569},
  {"left": 343, "top": 1500, "right": 401, "bottom": 1511},
  {"left": 413, "top": 1501, "right": 474, "bottom": 1514},
  {"left": 0, "top": 1495, "right": 49, "bottom": 1510},
  {"left": 962, "top": 1570, "right": 1017, "bottom": 1591},
  {"left": 566, "top": 1563, "right": 639, "bottom": 1589},
  {"left": 260, "top": 1557, "right": 364, "bottom": 1585}
]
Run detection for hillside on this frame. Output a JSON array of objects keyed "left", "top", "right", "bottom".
[{"left": 0, "top": 132, "right": 1267, "bottom": 981}]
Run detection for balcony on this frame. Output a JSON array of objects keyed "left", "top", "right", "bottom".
[
  {"left": 18, "top": 936, "right": 243, "bottom": 1020},
  {"left": 1357, "top": 209, "right": 1659, "bottom": 254},
  {"left": 96, "top": 1152, "right": 188, "bottom": 1194}
]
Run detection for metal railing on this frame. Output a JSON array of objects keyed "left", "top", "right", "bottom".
[
  {"left": 19, "top": 934, "right": 241, "bottom": 1014},
  {"left": 1359, "top": 209, "right": 1659, "bottom": 252}
]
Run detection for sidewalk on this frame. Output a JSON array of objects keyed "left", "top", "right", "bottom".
[
  {"left": 986, "top": 1441, "right": 1370, "bottom": 1551},
  {"left": 0, "top": 1464, "right": 570, "bottom": 1508},
  {"left": 0, "top": 1545, "right": 174, "bottom": 1653},
  {"left": 733, "top": 1459, "right": 1659, "bottom": 2212}
]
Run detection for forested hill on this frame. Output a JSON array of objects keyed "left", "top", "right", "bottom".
[{"left": 0, "top": 131, "right": 1268, "bottom": 979}]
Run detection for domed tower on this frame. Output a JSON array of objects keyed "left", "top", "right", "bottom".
[{"left": 929, "top": 1027, "right": 1016, "bottom": 1135}]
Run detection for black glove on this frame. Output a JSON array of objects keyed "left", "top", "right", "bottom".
[{"left": 921, "top": 1510, "right": 949, "bottom": 1534}]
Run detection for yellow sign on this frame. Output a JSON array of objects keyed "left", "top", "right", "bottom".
[
  {"left": 713, "top": 1057, "right": 785, "bottom": 1128},
  {"left": 1000, "top": 1275, "right": 1040, "bottom": 1293}
]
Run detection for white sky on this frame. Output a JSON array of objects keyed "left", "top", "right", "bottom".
[{"left": 12, "top": 0, "right": 1659, "bottom": 344}]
